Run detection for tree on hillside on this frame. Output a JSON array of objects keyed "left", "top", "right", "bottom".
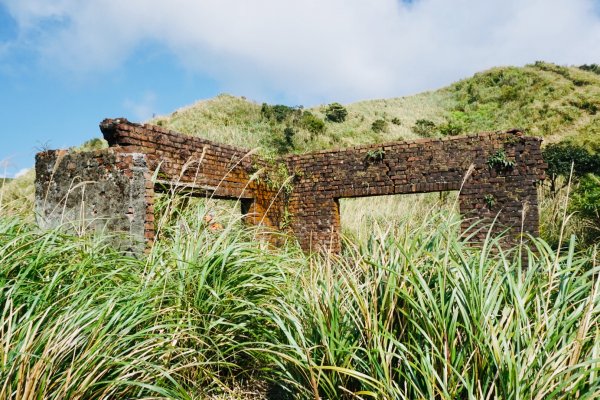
[
  {"left": 324, "top": 103, "right": 348, "bottom": 123},
  {"left": 542, "top": 142, "right": 599, "bottom": 194}
]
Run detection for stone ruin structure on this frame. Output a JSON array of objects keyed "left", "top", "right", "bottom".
[{"left": 35, "top": 118, "right": 546, "bottom": 254}]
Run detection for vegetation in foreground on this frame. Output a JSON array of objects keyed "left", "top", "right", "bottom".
[{"left": 1, "top": 196, "right": 598, "bottom": 399}]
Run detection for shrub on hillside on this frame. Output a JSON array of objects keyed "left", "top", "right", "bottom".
[
  {"left": 438, "top": 120, "right": 464, "bottom": 136},
  {"left": 543, "top": 142, "right": 599, "bottom": 193},
  {"left": 579, "top": 64, "right": 600, "bottom": 75},
  {"left": 570, "top": 98, "right": 598, "bottom": 115},
  {"left": 411, "top": 119, "right": 436, "bottom": 137},
  {"left": 571, "top": 174, "right": 600, "bottom": 220},
  {"left": 568, "top": 174, "right": 600, "bottom": 244},
  {"left": 283, "top": 127, "right": 295, "bottom": 149},
  {"left": 371, "top": 119, "right": 388, "bottom": 133},
  {"left": 270, "top": 126, "right": 297, "bottom": 154},
  {"left": 261, "top": 103, "right": 302, "bottom": 123},
  {"left": 324, "top": 103, "right": 348, "bottom": 123},
  {"left": 300, "top": 111, "right": 325, "bottom": 135}
]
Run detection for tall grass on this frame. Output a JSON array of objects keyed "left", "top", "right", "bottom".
[
  {"left": 0, "top": 169, "right": 34, "bottom": 219},
  {"left": 339, "top": 192, "right": 459, "bottom": 244},
  {"left": 0, "top": 206, "right": 293, "bottom": 399},
  {"left": 265, "top": 215, "right": 600, "bottom": 399},
  {"left": 539, "top": 176, "right": 600, "bottom": 251},
  {"left": 2, "top": 187, "right": 599, "bottom": 399}
]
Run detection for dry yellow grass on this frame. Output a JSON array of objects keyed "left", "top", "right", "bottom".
[
  {"left": 148, "top": 90, "right": 451, "bottom": 156},
  {"left": 0, "top": 168, "right": 34, "bottom": 218}
]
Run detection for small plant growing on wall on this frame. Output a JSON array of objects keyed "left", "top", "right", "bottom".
[
  {"left": 365, "top": 148, "right": 385, "bottom": 163},
  {"left": 487, "top": 150, "right": 515, "bottom": 169},
  {"left": 267, "top": 162, "right": 295, "bottom": 195},
  {"left": 279, "top": 207, "right": 293, "bottom": 230},
  {"left": 484, "top": 194, "right": 496, "bottom": 209}
]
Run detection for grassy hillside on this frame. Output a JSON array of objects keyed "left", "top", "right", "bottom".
[
  {"left": 0, "top": 178, "right": 11, "bottom": 188},
  {"left": 149, "top": 61, "right": 599, "bottom": 155},
  {"left": 149, "top": 90, "right": 451, "bottom": 156},
  {"left": 446, "top": 62, "right": 600, "bottom": 149}
]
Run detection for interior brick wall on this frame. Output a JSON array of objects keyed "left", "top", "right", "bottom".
[
  {"left": 99, "top": 118, "right": 285, "bottom": 232},
  {"left": 35, "top": 119, "right": 546, "bottom": 254}
]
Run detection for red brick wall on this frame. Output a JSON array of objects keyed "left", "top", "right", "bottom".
[{"left": 285, "top": 131, "right": 545, "bottom": 252}]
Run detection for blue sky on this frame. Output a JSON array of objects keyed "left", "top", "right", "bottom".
[{"left": 1, "top": 0, "right": 599, "bottom": 178}]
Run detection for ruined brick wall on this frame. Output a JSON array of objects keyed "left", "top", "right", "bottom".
[
  {"left": 285, "top": 131, "right": 545, "bottom": 252},
  {"left": 35, "top": 120, "right": 545, "bottom": 255}
]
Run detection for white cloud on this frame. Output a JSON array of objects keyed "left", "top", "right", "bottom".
[
  {"left": 123, "top": 91, "right": 158, "bottom": 121},
  {"left": 14, "top": 167, "right": 31, "bottom": 178},
  {"left": 0, "top": 161, "right": 30, "bottom": 179},
  {"left": 2, "top": 0, "right": 600, "bottom": 103}
]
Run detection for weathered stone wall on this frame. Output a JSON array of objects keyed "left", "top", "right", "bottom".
[
  {"left": 35, "top": 148, "right": 153, "bottom": 254},
  {"left": 35, "top": 119, "right": 546, "bottom": 254},
  {"left": 285, "top": 131, "right": 545, "bottom": 252}
]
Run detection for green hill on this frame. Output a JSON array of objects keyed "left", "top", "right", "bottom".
[
  {"left": 149, "top": 89, "right": 451, "bottom": 156},
  {"left": 150, "top": 61, "right": 600, "bottom": 155}
]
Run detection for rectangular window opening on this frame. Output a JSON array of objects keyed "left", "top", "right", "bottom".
[{"left": 339, "top": 191, "right": 460, "bottom": 244}]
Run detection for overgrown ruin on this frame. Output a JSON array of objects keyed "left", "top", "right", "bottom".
[{"left": 35, "top": 119, "right": 546, "bottom": 253}]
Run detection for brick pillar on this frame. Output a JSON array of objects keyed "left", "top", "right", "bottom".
[{"left": 289, "top": 194, "right": 341, "bottom": 253}]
